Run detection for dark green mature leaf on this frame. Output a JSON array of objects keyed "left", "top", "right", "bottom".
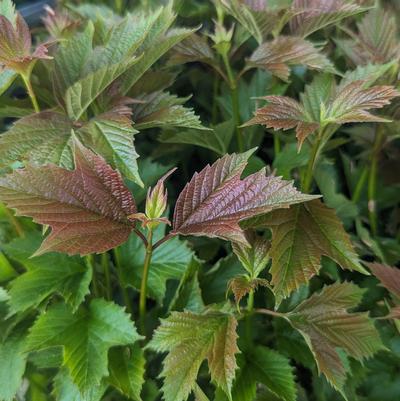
[
  {"left": 244, "top": 200, "right": 367, "bottom": 303},
  {"left": 249, "top": 346, "right": 296, "bottom": 401},
  {"left": 149, "top": 311, "right": 239, "bottom": 401},
  {"left": 4, "top": 234, "right": 91, "bottom": 314},
  {"left": 0, "top": 334, "right": 27, "bottom": 401},
  {"left": 0, "top": 142, "right": 137, "bottom": 256},
  {"left": 288, "top": 282, "right": 385, "bottom": 391},
  {"left": 26, "top": 299, "right": 142, "bottom": 395},
  {"left": 119, "top": 225, "right": 194, "bottom": 304},
  {"left": 108, "top": 344, "right": 145, "bottom": 401},
  {"left": 246, "top": 36, "right": 336, "bottom": 81},
  {"left": 160, "top": 120, "right": 234, "bottom": 156},
  {"left": 172, "top": 150, "right": 317, "bottom": 246}
]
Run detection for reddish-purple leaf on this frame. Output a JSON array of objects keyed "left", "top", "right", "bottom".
[
  {"left": 246, "top": 36, "right": 335, "bottom": 81},
  {"left": 368, "top": 263, "right": 400, "bottom": 299},
  {"left": 0, "top": 141, "right": 137, "bottom": 256},
  {"left": 0, "top": 13, "right": 51, "bottom": 75},
  {"left": 172, "top": 151, "right": 317, "bottom": 245}
]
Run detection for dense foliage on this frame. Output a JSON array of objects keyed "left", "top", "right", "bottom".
[{"left": 0, "top": 1, "right": 399, "bottom": 400}]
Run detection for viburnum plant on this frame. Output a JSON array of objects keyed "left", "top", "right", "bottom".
[{"left": 0, "top": 1, "right": 399, "bottom": 401}]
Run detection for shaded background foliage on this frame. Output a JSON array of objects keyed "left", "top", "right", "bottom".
[{"left": 0, "top": 1, "right": 400, "bottom": 401}]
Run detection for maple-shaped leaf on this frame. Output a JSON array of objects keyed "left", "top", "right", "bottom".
[
  {"left": 0, "top": 7, "right": 51, "bottom": 75},
  {"left": 245, "top": 77, "right": 399, "bottom": 148},
  {"left": 368, "top": 263, "right": 400, "bottom": 319},
  {"left": 336, "top": 8, "right": 400, "bottom": 66},
  {"left": 26, "top": 299, "right": 142, "bottom": 395},
  {"left": 287, "top": 282, "right": 385, "bottom": 392},
  {"left": 4, "top": 233, "right": 91, "bottom": 314},
  {"left": 0, "top": 141, "right": 137, "bottom": 256},
  {"left": 243, "top": 200, "right": 368, "bottom": 303},
  {"left": 172, "top": 150, "right": 317, "bottom": 246},
  {"left": 42, "top": 5, "right": 80, "bottom": 39},
  {"left": 246, "top": 36, "right": 336, "bottom": 81},
  {"left": 149, "top": 311, "right": 239, "bottom": 401},
  {"left": 228, "top": 276, "right": 270, "bottom": 305},
  {"left": 289, "top": 0, "right": 365, "bottom": 38}
]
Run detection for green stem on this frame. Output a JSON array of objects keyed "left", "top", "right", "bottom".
[
  {"left": 245, "top": 289, "right": 254, "bottom": 345},
  {"left": 114, "top": 248, "right": 132, "bottom": 313},
  {"left": 255, "top": 308, "right": 287, "bottom": 318},
  {"left": 221, "top": 52, "right": 243, "bottom": 152},
  {"left": 4, "top": 207, "right": 24, "bottom": 238},
  {"left": 352, "top": 165, "right": 369, "bottom": 203},
  {"left": 273, "top": 134, "right": 281, "bottom": 156},
  {"left": 21, "top": 73, "right": 40, "bottom": 113},
  {"left": 211, "top": 71, "right": 220, "bottom": 125},
  {"left": 102, "top": 253, "right": 112, "bottom": 301},
  {"left": 368, "top": 127, "right": 385, "bottom": 236},
  {"left": 85, "top": 255, "right": 99, "bottom": 297},
  {"left": 139, "top": 230, "right": 153, "bottom": 335},
  {"left": 302, "top": 135, "right": 322, "bottom": 193}
]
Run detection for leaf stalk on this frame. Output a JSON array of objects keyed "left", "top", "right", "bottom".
[{"left": 21, "top": 73, "right": 40, "bottom": 113}]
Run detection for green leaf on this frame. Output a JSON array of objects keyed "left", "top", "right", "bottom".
[
  {"left": 78, "top": 112, "right": 142, "bottom": 185},
  {"left": 119, "top": 225, "right": 194, "bottom": 304},
  {"left": 0, "top": 0, "right": 16, "bottom": 25},
  {"left": 26, "top": 299, "right": 142, "bottom": 395},
  {"left": 53, "top": 368, "right": 107, "bottom": 401},
  {"left": 0, "top": 68, "right": 16, "bottom": 97},
  {"left": 0, "top": 334, "right": 27, "bottom": 401},
  {"left": 244, "top": 200, "right": 368, "bottom": 303},
  {"left": 108, "top": 344, "right": 145, "bottom": 401},
  {"left": 232, "top": 231, "right": 270, "bottom": 278},
  {"left": 160, "top": 120, "right": 234, "bottom": 155},
  {"left": 132, "top": 91, "right": 206, "bottom": 131},
  {"left": 4, "top": 233, "right": 91, "bottom": 314},
  {"left": 65, "top": 56, "right": 138, "bottom": 121},
  {"left": 149, "top": 311, "right": 239, "bottom": 401},
  {"left": 287, "top": 282, "right": 385, "bottom": 392},
  {"left": 249, "top": 346, "right": 296, "bottom": 401}
]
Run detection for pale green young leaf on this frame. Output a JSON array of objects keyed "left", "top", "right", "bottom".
[
  {"left": 108, "top": 344, "right": 145, "bottom": 401},
  {"left": 0, "top": 0, "right": 16, "bottom": 25},
  {"left": 288, "top": 282, "right": 385, "bottom": 392},
  {"left": 53, "top": 369, "right": 107, "bottom": 401},
  {"left": 132, "top": 91, "right": 206, "bottom": 131},
  {"left": 0, "top": 334, "right": 27, "bottom": 401},
  {"left": 149, "top": 311, "right": 239, "bottom": 401},
  {"left": 0, "top": 69, "right": 17, "bottom": 97},
  {"left": 193, "top": 383, "right": 210, "bottom": 401},
  {"left": 232, "top": 231, "right": 270, "bottom": 278},
  {"left": 244, "top": 200, "right": 368, "bottom": 303},
  {"left": 4, "top": 234, "right": 91, "bottom": 314},
  {"left": 119, "top": 226, "right": 194, "bottom": 304},
  {"left": 26, "top": 299, "right": 142, "bottom": 395}
]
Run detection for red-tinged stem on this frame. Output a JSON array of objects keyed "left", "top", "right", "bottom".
[
  {"left": 302, "top": 135, "right": 322, "bottom": 193},
  {"left": 139, "top": 229, "right": 153, "bottom": 335},
  {"left": 254, "top": 308, "right": 287, "bottom": 318},
  {"left": 152, "top": 232, "right": 175, "bottom": 251},
  {"left": 21, "top": 73, "right": 40, "bottom": 113},
  {"left": 133, "top": 227, "right": 148, "bottom": 247}
]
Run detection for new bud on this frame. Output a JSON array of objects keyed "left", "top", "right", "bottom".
[{"left": 145, "top": 168, "right": 177, "bottom": 220}]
